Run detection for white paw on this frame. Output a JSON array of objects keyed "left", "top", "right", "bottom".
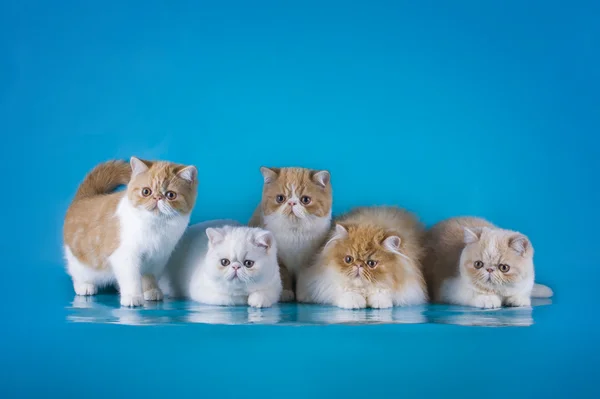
[
  {"left": 248, "top": 292, "right": 275, "bottom": 308},
  {"left": 367, "top": 293, "right": 394, "bottom": 309},
  {"left": 279, "top": 289, "right": 295, "bottom": 302},
  {"left": 143, "top": 288, "right": 164, "bottom": 301},
  {"left": 74, "top": 282, "right": 98, "bottom": 296},
  {"left": 120, "top": 294, "right": 144, "bottom": 307},
  {"left": 505, "top": 295, "right": 531, "bottom": 307},
  {"left": 336, "top": 292, "right": 367, "bottom": 309},
  {"left": 473, "top": 295, "right": 502, "bottom": 309}
]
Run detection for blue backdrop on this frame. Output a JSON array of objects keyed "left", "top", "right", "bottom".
[{"left": 1, "top": 1, "right": 598, "bottom": 398}]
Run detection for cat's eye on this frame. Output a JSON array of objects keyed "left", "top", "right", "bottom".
[
  {"left": 244, "top": 260, "right": 254, "bottom": 268},
  {"left": 141, "top": 187, "right": 152, "bottom": 197},
  {"left": 499, "top": 264, "right": 510, "bottom": 273},
  {"left": 276, "top": 195, "right": 286, "bottom": 204},
  {"left": 300, "top": 196, "right": 312, "bottom": 205},
  {"left": 220, "top": 259, "right": 230, "bottom": 266},
  {"left": 366, "top": 260, "right": 378, "bottom": 268},
  {"left": 474, "top": 260, "right": 484, "bottom": 269},
  {"left": 165, "top": 191, "right": 177, "bottom": 201},
  {"left": 344, "top": 256, "right": 354, "bottom": 264}
]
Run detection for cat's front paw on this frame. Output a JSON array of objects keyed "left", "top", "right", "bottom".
[
  {"left": 335, "top": 292, "right": 367, "bottom": 310},
  {"left": 120, "top": 294, "right": 144, "bottom": 307},
  {"left": 143, "top": 288, "right": 164, "bottom": 301},
  {"left": 473, "top": 294, "right": 502, "bottom": 309},
  {"left": 74, "top": 282, "right": 97, "bottom": 296},
  {"left": 367, "top": 293, "right": 393, "bottom": 309},
  {"left": 248, "top": 292, "right": 276, "bottom": 308},
  {"left": 279, "top": 289, "right": 295, "bottom": 302},
  {"left": 504, "top": 295, "right": 531, "bottom": 307}
]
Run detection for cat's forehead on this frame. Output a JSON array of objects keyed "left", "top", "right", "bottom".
[
  {"left": 271, "top": 168, "right": 316, "bottom": 189},
  {"left": 473, "top": 231, "right": 510, "bottom": 259},
  {"left": 216, "top": 230, "right": 261, "bottom": 256},
  {"left": 135, "top": 162, "right": 182, "bottom": 185},
  {"left": 339, "top": 226, "right": 383, "bottom": 255}
]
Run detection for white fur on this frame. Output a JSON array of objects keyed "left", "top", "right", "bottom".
[
  {"left": 161, "top": 222, "right": 282, "bottom": 308},
  {"left": 66, "top": 196, "right": 190, "bottom": 307}
]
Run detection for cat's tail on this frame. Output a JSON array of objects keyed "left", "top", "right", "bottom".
[
  {"left": 73, "top": 160, "right": 132, "bottom": 201},
  {"left": 531, "top": 283, "right": 554, "bottom": 298}
]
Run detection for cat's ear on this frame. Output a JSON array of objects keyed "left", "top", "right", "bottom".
[
  {"left": 177, "top": 165, "right": 197, "bottom": 183},
  {"left": 509, "top": 234, "right": 530, "bottom": 256},
  {"left": 383, "top": 235, "right": 402, "bottom": 254},
  {"left": 260, "top": 167, "right": 279, "bottom": 184},
  {"left": 312, "top": 170, "right": 330, "bottom": 187},
  {"left": 464, "top": 227, "right": 483, "bottom": 244},
  {"left": 206, "top": 228, "right": 225, "bottom": 245},
  {"left": 130, "top": 156, "right": 150, "bottom": 178},
  {"left": 253, "top": 230, "right": 274, "bottom": 250},
  {"left": 325, "top": 224, "right": 348, "bottom": 248}
]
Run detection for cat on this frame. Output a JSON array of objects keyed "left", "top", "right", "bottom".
[
  {"left": 296, "top": 206, "right": 428, "bottom": 309},
  {"left": 63, "top": 157, "right": 198, "bottom": 307},
  {"left": 161, "top": 221, "right": 282, "bottom": 308},
  {"left": 248, "top": 166, "right": 333, "bottom": 301},
  {"left": 423, "top": 217, "right": 553, "bottom": 309}
]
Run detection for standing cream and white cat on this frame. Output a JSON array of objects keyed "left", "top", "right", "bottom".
[
  {"left": 63, "top": 157, "right": 198, "bottom": 307},
  {"left": 161, "top": 221, "right": 282, "bottom": 308},
  {"left": 423, "top": 217, "right": 553, "bottom": 309},
  {"left": 249, "top": 166, "right": 333, "bottom": 301},
  {"left": 297, "top": 206, "right": 428, "bottom": 309}
]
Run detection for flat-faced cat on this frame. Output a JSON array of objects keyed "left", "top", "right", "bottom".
[
  {"left": 296, "top": 206, "right": 428, "bottom": 309},
  {"left": 249, "top": 166, "right": 332, "bottom": 301},
  {"left": 423, "top": 217, "right": 552, "bottom": 309},
  {"left": 161, "top": 222, "right": 282, "bottom": 308},
  {"left": 64, "top": 157, "right": 198, "bottom": 307}
]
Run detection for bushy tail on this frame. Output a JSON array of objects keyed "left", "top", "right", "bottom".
[
  {"left": 73, "top": 160, "right": 131, "bottom": 201},
  {"left": 531, "top": 283, "right": 554, "bottom": 298}
]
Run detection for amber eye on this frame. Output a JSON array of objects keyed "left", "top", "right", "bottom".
[
  {"left": 300, "top": 196, "right": 312, "bottom": 205},
  {"left": 244, "top": 260, "right": 254, "bottom": 268},
  {"left": 220, "top": 259, "right": 230, "bottom": 266},
  {"left": 165, "top": 191, "right": 177, "bottom": 201},
  {"left": 499, "top": 264, "right": 510, "bottom": 273},
  {"left": 276, "top": 195, "right": 286, "bottom": 204},
  {"left": 474, "top": 261, "right": 484, "bottom": 269},
  {"left": 366, "top": 260, "right": 378, "bottom": 268},
  {"left": 344, "top": 256, "right": 354, "bottom": 264}
]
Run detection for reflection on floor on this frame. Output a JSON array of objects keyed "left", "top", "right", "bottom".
[{"left": 67, "top": 295, "right": 552, "bottom": 327}]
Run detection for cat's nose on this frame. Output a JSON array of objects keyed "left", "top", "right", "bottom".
[
  {"left": 232, "top": 264, "right": 241, "bottom": 270},
  {"left": 486, "top": 268, "right": 494, "bottom": 273},
  {"left": 288, "top": 200, "right": 297, "bottom": 206}
]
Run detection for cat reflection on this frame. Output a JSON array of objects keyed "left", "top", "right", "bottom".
[
  {"left": 296, "top": 304, "right": 427, "bottom": 325},
  {"left": 186, "top": 304, "right": 282, "bottom": 325},
  {"left": 426, "top": 301, "right": 550, "bottom": 327}
]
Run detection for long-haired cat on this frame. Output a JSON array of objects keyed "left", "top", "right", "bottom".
[
  {"left": 296, "top": 206, "right": 428, "bottom": 309},
  {"left": 423, "top": 217, "right": 553, "bottom": 309},
  {"left": 249, "top": 166, "right": 332, "bottom": 301},
  {"left": 64, "top": 157, "right": 198, "bottom": 307},
  {"left": 161, "top": 222, "right": 282, "bottom": 308}
]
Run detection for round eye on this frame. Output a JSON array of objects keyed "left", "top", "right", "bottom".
[
  {"left": 300, "top": 196, "right": 312, "bottom": 205},
  {"left": 165, "top": 191, "right": 177, "bottom": 201},
  {"left": 499, "top": 264, "right": 510, "bottom": 273},
  {"left": 344, "top": 256, "right": 354, "bottom": 264},
  {"left": 141, "top": 188, "right": 152, "bottom": 197},
  {"left": 244, "top": 260, "right": 254, "bottom": 268},
  {"left": 366, "top": 260, "right": 378, "bottom": 268},
  {"left": 474, "top": 261, "right": 484, "bottom": 269},
  {"left": 220, "top": 259, "right": 230, "bottom": 266},
  {"left": 276, "top": 195, "right": 286, "bottom": 204}
]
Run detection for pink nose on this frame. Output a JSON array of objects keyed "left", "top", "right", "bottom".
[
  {"left": 232, "top": 264, "right": 241, "bottom": 270},
  {"left": 288, "top": 201, "right": 297, "bottom": 206},
  {"left": 486, "top": 268, "right": 494, "bottom": 273}
]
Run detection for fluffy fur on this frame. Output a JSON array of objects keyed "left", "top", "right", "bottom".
[
  {"left": 64, "top": 157, "right": 198, "bottom": 307},
  {"left": 423, "top": 217, "right": 552, "bottom": 309},
  {"left": 296, "top": 206, "right": 428, "bottom": 309},
  {"left": 249, "top": 166, "right": 333, "bottom": 301},
  {"left": 162, "top": 222, "right": 282, "bottom": 308}
]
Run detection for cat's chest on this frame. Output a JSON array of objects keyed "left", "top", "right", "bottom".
[{"left": 273, "top": 230, "right": 322, "bottom": 272}]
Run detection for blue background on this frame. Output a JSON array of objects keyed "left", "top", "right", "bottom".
[{"left": 1, "top": 1, "right": 599, "bottom": 398}]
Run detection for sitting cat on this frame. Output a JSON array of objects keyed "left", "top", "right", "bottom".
[
  {"left": 161, "top": 221, "right": 282, "bottom": 308},
  {"left": 249, "top": 166, "right": 333, "bottom": 301},
  {"left": 423, "top": 217, "right": 553, "bottom": 309},
  {"left": 296, "top": 206, "right": 428, "bottom": 309},
  {"left": 63, "top": 157, "right": 198, "bottom": 307}
]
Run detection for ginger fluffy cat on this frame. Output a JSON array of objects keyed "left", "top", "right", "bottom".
[
  {"left": 296, "top": 206, "right": 428, "bottom": 309},
  {"left": 249, "top": 166, "right": 332, "bottom": 301},
  {"left": 64, "top": 157, "right": 198, "bottom": 307},
  {"left": 423, "top": 217, "right": 553, "bottom": 309}
]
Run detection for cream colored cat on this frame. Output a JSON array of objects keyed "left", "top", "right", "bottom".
[{"left": 423, "top": 217, "right": 553, "bottom": 309}]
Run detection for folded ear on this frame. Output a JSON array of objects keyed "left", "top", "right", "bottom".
[
  {"left": 206, "top": 228, "right": 225, "bottom": 245},
  {"left": 177, "top": 165, "right": 197, "bottom": 183},
  {"left": 130, "top": 156, "right": 150, "bottom": 178},
  {"left": 253, "top": 230, "right": 274, "bottom": 250},
  {"left": 260, "top": 167, "right": 280, "bottom": 184},
  {"left": 325, "top": 224, "right": 348, "bottom": 248},
  {"left": 464, "top": 227, "right": 483, "bottom": 244},
  {"left": 312, "top": 170, "right": 330, "bottom": 187},
  {"left": 382, "top": 235, "right": 401, "bottom": 254},
  {"left": 509, "top": 234, "right": 530, "bottom": 256}
]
